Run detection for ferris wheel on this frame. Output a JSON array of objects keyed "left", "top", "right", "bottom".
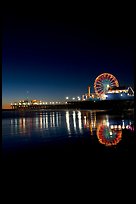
[{"left": 94, "top": 73, "right": 119, "bottom": 97}]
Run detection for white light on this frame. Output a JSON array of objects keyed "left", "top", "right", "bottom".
[
  {"left": 78, "top": 111, "right": 82, "bottom": 133},
  {"left": 66, "top": 97, "right": 69, "bottom": 100},
  {"left": 45, "top": 102, "right": 48, "bottom": 104},
  {"left": 121, "top": 94, "right": 123, "bottom": 96},
  {"left": 73, "top": 111, "right": 77, "bottom": 132},
  {"left": 109, "top": 131, "right": 112, "bottom": 135},
  {"left": 66, "top": 111, "right": 70, "bottom": 134},
  {"left": 14, "top": 103, "right": 17, "bottom": 105},
  {"left": 126, "top": 125, "right": 129, "bottom": 129},
  {"left": 65, "top": 102, "right": 67, "bottom": 104},
  {"left": 11, "top": 103, "right": 13, "bottom": 105},
  {"left": 110, "top": 125, "right": 114, "bottom": 129},
  {"left": 106, "top": 121, "right": 109, "bottom": 127},
  {"left": 72, "top": 98, "right": 75, "bottom": 100},
  {"left": 56, "top": 102, "right": 58, "bottom": 104}
]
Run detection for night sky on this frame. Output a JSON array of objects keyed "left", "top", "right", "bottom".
[{"left": 2, "top": 12, "right": 134, "bottom": 108}]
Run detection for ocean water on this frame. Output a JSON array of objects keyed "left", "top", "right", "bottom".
[
  {"left": 2, "top": 109, "right": 134, "bottom": 163},
  {"left": 2, "top": 109, "right": 135, "bottom": 194}
]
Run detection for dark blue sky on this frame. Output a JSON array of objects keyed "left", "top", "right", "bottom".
[{"left": 2, "top": 14, "right": 134, "bottom": 106}]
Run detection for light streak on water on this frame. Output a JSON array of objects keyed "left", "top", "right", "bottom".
[
  {"left": 66, "top": 111, "right": 71, "bottom": 135},
  {"left": 77, "top": 111, "right": 82, "bottom": 133},
  {"left": 73, "top": 111, "right": 77, "bottom": 132}
]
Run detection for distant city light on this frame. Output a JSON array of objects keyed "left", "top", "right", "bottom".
[
  {"left": 66, "top": 97, "right": 69, "bottom": 100},
  {"left": 72, "top": 98, "right": 75, "bottom": 100}
]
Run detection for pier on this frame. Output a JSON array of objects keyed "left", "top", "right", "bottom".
[{"left": 11, "top": 99, "right": 134, "bottom": 111}]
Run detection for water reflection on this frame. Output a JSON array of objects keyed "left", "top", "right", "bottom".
[
  {"left": 19, "top": 118, "right": 26, "bottom": 134},
  {"left": 66, "top": 111, "right": 71, "bottom": 135},
  {"left": 73, "top": 111, "right": 77, "bottom": 133},
  {"left": 77, "top": 111, "right": 82, "bottom": 133},
  {"left": 97, "top": 123, "right": 122, "bottom": 146},
  {"left": 5, "top": 110, "right": 134, "bottom": 146}
]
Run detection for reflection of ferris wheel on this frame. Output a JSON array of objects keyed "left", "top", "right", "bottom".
[
  {"left": 94, "top": 73, "right": 119, "bottom": 97},
  {"left": 97, "top": 124, "right": 122, "bottom": 146}
]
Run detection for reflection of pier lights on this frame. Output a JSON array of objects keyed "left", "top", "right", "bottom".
[
  {"left": 83, "top": 111, "right": 96, "bottom": 132},
  {"left": 66, "top": 111, "right": 71, "bottom": 134},
  {"left": 65, "top": 110, "right": 83, "bottom": 134},
  {"left": 42, "top": 114, "right": 45, "bottom": 128},
  {"left": 40, "top": 113, "right": 42, "bottom": 129},
  {"left": 50, "top": 113, "right": 53, "bottom": 127},
  {"left": 89, "top": 111, "right": 97, "bottom": 135},
  {"left": 45, "top": 114, "right": 48, "bottom": 129},
  {"left": 73, "top": 111, "right": 77, "bottom": 132},
  {"left": 77, "top": 111, "right": 82, "bottom": 133},
  {"left": 56, "top": 112, "right": 59, "bottom": 127},
  {"left": 83, "top": 116, "right": 87, "bottom": 127},
  {"left": 110, "top": 123, "right": 133, "bottom": 131},
  {"left": 19, "top": 118, "right": 26, "bottom": 134},
  {"left": 52, "top": 112, "right": 55, "bottom": 127}
]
